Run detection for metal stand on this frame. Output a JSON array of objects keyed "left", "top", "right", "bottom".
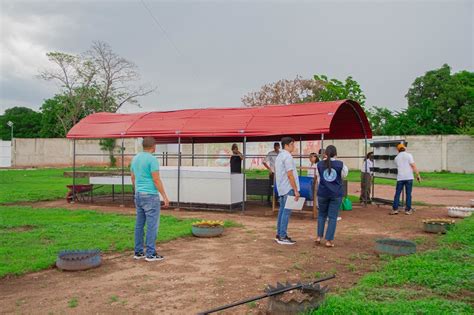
[
  {"left": 299, "top": 136, "right": 303, "bottom": 176},
  {"left": 72, "top": 139, "right": 76, "bottom": 204},
  {"left": 121, "top": 137, "right": 125, "bottom": 207},
  {"left": 241, "top": 136, "right": 247, "bottom": 213},
  {"left": 177, "top": 135, "right": 181, "bottom": 210}
]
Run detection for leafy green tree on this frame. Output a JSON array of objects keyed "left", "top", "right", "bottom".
[
  {"left": 305, "top": 74, "right": 366, "bottom": 107},
  {"left": 405, "top": 64, "right": 474, "bottom": 134},
  {"left": 39, "top": 88, "right": 104, "bottom": 137},
  {"left": 0, "top": 107, "right": 42, "bottom": 140},
  {"left": 39, "top": 97, "right": 67, "bottom": 138}
]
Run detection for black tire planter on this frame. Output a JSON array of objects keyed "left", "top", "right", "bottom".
[
  {"left": 56, "top": 249, "right": 101, "bottom": 271},
  {"left": 423, "top": 220, "right": 454, "bottom": 234},
  {"left": 375, "top": 239, "right": 416, "bottom": 256},
  {"left": 192, "top": 226, "right": 224, "bottom": 238},
  {"left": 267, "top": 284, "right": 328, "bottom": 315}
]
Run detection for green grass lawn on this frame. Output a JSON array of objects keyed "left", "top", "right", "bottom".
[
  {"left": 0, "top": 206, "right": 237, "bottom": 277},
  {"left": 1, "top": 168, "right": 471, "bottom": 204},
  {"left": 0, "top": 168, "right": 133, "bottom": 204},
  {"left": 247, "top": 169, "right": 474, "bottom": 191},
  {"left": 346, "top": 170, "right": 474, "bottom": 191},
  {"left": 309, "top": 216, "right": 474, "bottom": 314}
]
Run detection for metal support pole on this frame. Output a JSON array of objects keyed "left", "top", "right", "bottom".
[
  {"left": 320, "top": 134, "right": 325, "bottom": 159},
  {"left": 299, "top": 136, "right": 303, "bottom": 176},
  {"left": 191, "top": 139, "right": 195, "bottom": 166},
  {"left": 177, "top": 136, "right": 181, "bottom": 209},
  {"left": 364, "top": 137, "right": 368, "bottom": 207},
  {"left": 241, "top": 136, "right": 247, "bottom": 213},
  {"left": 72, "top": 139, "right": 76, "bottom": 204},
  {"left": 121, "top": 137, "right": 125, "bottom": 207}
]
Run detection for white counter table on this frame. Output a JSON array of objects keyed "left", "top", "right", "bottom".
[{"left": 89, "top": 166, "right": 245, "bottom": 208}]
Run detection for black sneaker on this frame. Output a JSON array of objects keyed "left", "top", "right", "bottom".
[
  {"left": 274, "top": 234, "right": 279, "bottom": 241},
  {"left": 133, "top": 252, "right": 145, "bottom": 260},
  {"left": 276, "top": 237, "right": 296, "bottom": 245},
  {"left": 145, "top": 253, "right": 165, "bottom": 262},
  {"left": 286, "top": 236, "right": 297, "bottom": 243}
]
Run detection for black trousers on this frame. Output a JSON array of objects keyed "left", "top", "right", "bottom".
[{"left": 268, "top": 173, "right": 275, "bottom": 202}]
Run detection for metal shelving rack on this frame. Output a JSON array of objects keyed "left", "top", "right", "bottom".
[{"left": 370, "top": 139, "right": 407, "bottom": 206}]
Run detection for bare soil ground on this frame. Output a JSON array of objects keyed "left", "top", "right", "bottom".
[
  {"left": 348, "top": 182, "right": 474, "bottom": 206},
  {"left": 0, "top": 200, "right": 453, "bottom": 315}
]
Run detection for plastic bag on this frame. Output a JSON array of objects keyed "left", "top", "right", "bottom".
[{"left": 341, "top": 197, "right": 353, "bottom": 211}]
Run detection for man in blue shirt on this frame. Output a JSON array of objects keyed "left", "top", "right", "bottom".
[{"left": 131, "top": 137, "right": 169, "bottom": 261}]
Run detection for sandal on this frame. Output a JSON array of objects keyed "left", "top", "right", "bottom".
[
  {"left": 315, "top": 237, "right": 322, "bottom": 245},
  {"left": 325, "top": 241, "right": 334, "bottom": 248}
]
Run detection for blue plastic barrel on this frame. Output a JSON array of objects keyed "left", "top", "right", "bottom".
[{"left": 274, "top": 176, "right": 314, "bottom": 201}]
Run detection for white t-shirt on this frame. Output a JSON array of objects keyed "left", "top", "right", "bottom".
[
  {"left": 275, "top": 150, "right": 300, "bottom": 196},
  {"left": 395, "top": 151, "right": 415, "bottom": 181},
  {"left": 307, "top": 163, "right": 320, "bottom": 184},
  {"left": 264, "top": 150, "right": 279, "bottom": 172},
  {"left": 360, "top": 159, "right": 374, "bottom": 174}
]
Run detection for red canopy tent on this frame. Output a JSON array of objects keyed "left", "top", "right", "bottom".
[
  {"left": 67, "top": 100, "right": 372, "bottom": 142},
  {"left": 66, "top": 100, "right": 372, "bottom": 210}
]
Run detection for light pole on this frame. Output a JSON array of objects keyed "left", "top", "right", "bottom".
[{"left": 7, "top": 121, "right": 14, "bottom": 141}]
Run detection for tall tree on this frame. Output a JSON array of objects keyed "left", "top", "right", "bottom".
[
  {"left": 38, "top": 41, "right": 155, "bottom": 134},
  {"left": 86, "top": 41, "right": 155, "bottom": 112},
  {"left": 38, "top": 52, "right": 97, "bottom": 134},
  {"left": 242, "top": 76, "right": 322, "bottom": 107},
  {"left": 405, "top": 64, "right": 474, "bottom": 134},
  {"left": 305, "top": 75, "right": 366, "bottom": 107},
  {"left": 0, "top": 107, "right": 42, "bottom": 140}
]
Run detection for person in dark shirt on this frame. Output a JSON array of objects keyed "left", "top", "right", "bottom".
[
  {"left": 316, "top": 145, "right": 348, "bottom": 248},
  {"left": 230, "top": 143, "right": 244, "bottom": 173}
]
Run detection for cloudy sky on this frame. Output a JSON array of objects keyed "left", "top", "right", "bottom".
[{"left": 0, "top": 0, "right": 472, "bottom": 115}]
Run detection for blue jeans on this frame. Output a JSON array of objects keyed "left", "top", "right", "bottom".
[
  {"left": 393, "top": 180, "right": 413, "bottom": 210},
  {"left": 317, "top": 196, "right": 342, "bottom": 241},
  {"left": 276, "top": 190, "right": 295, "bottom": 238},
  {"left": 134, "top": 192, "right": 161, "bottom": 257}
]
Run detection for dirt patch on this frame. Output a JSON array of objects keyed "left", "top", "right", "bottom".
[
  {"left": 0, "top": 201, "right": 450, "bottom": 314},
  {"left": 1, "top": 225, "right": 36, "bottom": 232}
]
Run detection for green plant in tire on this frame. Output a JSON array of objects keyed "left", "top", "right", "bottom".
[{"left": 192, "top": 220, "right": 224, "bottom": 228}]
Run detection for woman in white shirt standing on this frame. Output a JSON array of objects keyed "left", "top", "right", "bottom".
[
  {"left": 303, "top": 153, "right": 319, "bottom": 206},
  {"left": 360, "top": 152, "right": 374, "bottom": 203}
]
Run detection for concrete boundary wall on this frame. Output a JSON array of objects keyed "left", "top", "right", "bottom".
[
  {"left": 0, "top": 140, "right": 11, "bottom": 167},
  {"left": 10, "top": 135, "right": 474, "bottom": 173}
]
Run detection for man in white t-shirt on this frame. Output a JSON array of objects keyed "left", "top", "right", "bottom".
[
  {"left": 390, "top": 143, "right": 421, "bottom": 215},
  {"left": 263, "top": 142, "right": 280, "bottom": 204},
  {"left": 274, "top": 137, "right": 300, "bottom": 245}
]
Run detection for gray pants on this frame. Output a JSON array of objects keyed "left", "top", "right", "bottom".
[{"left": 360, "top": 172, "right": 372, "bottom": 202}]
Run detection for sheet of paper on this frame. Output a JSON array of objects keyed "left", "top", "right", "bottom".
[{"left": 284, "top": 196, "right": 306, "bottom": 210}]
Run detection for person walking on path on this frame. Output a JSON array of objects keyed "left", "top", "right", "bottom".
[
  {"left": 131, "top": 137, "right": 170, "bottom": 262},
  {"left": 391, "top": 143, "right": 421, "bottom": 215},
  {"left": 316, "top": 145, "right": 348, "bottom": 248},
  {"left": 359, "top": 152, "right": 374, "bottom": 203},
  {"left": 274, "top": 137, "right": 300, "bottom": 245},
  {"left": 263, "top": 142, "right": 280, "bottom": 204}
]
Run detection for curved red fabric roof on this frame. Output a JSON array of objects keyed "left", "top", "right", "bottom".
[{"left": 66, "top": 100, "right": 372, "bottom": 143}]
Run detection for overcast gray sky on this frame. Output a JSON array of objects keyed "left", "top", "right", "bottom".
[{"left": 0, "top": 0, "right": 472, "bottom": 115}]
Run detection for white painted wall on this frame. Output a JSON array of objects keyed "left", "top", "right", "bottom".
[
  {"left": 9, "top": 136, "right": 474, "bottom": 173},
  {"left": 0, "top": 141, "right": 11, "bottom": 167}
]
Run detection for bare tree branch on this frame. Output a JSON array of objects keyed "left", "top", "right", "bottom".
[{"left": 241, "top": 75, "right": 323, "bottom": 107}]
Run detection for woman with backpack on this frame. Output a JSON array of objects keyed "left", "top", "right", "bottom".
[{"left": 316, "top": 145, "right": 348, "bottom": 247}]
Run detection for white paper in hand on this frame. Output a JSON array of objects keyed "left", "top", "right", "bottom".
[{"left": 284, "top": 196, "right": 306, "bottom": 210}]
